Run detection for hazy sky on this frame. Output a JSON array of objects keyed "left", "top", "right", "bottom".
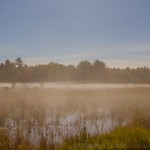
[{"left": 0, "top": 0, "right": 150, "bottom": 68}]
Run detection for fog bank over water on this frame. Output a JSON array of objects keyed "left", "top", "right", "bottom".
[{"left": 0, "top": 83, "right": 150, "bottom": 89}]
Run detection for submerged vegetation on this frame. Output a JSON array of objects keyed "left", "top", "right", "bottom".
[{"left": 0, "top": 57, "right": 150, "bottom": 83}]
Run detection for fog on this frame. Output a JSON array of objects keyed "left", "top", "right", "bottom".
[
  {"left": 1, "top": 82, "right": 150, "bottom": 89},
  {"left": 1, "top": 83, "right": 150, "bottom": 115}
]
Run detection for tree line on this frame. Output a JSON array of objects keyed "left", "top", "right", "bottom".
[{"left": 0, "top": 57, "right": 150, "bottom": 83}]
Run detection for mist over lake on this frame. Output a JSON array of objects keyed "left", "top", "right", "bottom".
[{"left": 1, "top": 82, "right": 150, "bottom": 89}]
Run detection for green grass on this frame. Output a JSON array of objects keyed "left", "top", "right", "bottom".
[
  {"left": 2, "top": 125, "right": 150, "bottom": 150},
  {"left": 61, "top": 126, "right": 150, "bottom": 150}
]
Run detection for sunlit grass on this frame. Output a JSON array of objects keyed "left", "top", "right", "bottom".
[{"left": 62, "top": 126, "right": 150, "bottom": 150}]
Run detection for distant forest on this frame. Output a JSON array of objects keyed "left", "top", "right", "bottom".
[{"left": 0, "top": 57, "right": 150, "bottom": 83}]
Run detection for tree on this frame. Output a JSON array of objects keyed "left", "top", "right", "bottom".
[
  {"left": 15, "top": 57, "right": 25, "bottom": 81},
  {"left": 77, "top": 60, "right": 92, "bottom": 80},
  {"left": 92, "top": 60, "right": 107, "bottom": 80},
  {"left": 15, "top": 57, "right": 24, "bottom": 68},
  {"left": 93, "top": 60, "right": 106, "bottom": 71},
  {"left": 0, "top": 59, "right": 16, "bottom": 81}
]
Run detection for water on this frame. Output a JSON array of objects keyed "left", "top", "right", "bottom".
[{"left": 5, "top": 108, "right": 117, "bottom": 145}]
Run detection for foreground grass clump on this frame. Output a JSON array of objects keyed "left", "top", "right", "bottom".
[
  {"left": 61, "top": 126, "right": 150, "bottom": 150},
  {"left": 0, "top": 128, "right": 36, "bottom": 150},
  {"left": 1, "top": 126, "right": 150, "bottom": 150}
]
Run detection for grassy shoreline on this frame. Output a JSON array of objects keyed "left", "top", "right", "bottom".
[
  {"left": 0, "top": 87, "right": 150, "bottom": 149},
  {"left": 1, "top": 126, "right": 150, "bottom": 150}
]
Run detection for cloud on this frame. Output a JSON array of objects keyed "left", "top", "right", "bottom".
[
  {"left": 23, "top": 41, "right": 150, "bottom": 68},
  {"left": 1, "top": 41, "right": 150, "bottom": 68},
  {"left": 23, "top": 53, "right": 92, "bottom": 66},
  {"left": 106, "top": 58, "right": 150, "bottom": 68}
]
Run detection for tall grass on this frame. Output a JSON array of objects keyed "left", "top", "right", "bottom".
[
  {"left": 0, "top": 87, "right": 150, "bottom": 149},
  {"left": 1, "top": 102, "right": 150, "bottom": 149}
]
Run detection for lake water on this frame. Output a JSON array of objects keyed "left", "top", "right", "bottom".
[{"left": 5, "top": 108, "right": 117, "bottom": 144}]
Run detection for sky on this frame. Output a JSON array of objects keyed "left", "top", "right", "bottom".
[{"left": 0, "top": 0, "right": 150, "bottom": 68}]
